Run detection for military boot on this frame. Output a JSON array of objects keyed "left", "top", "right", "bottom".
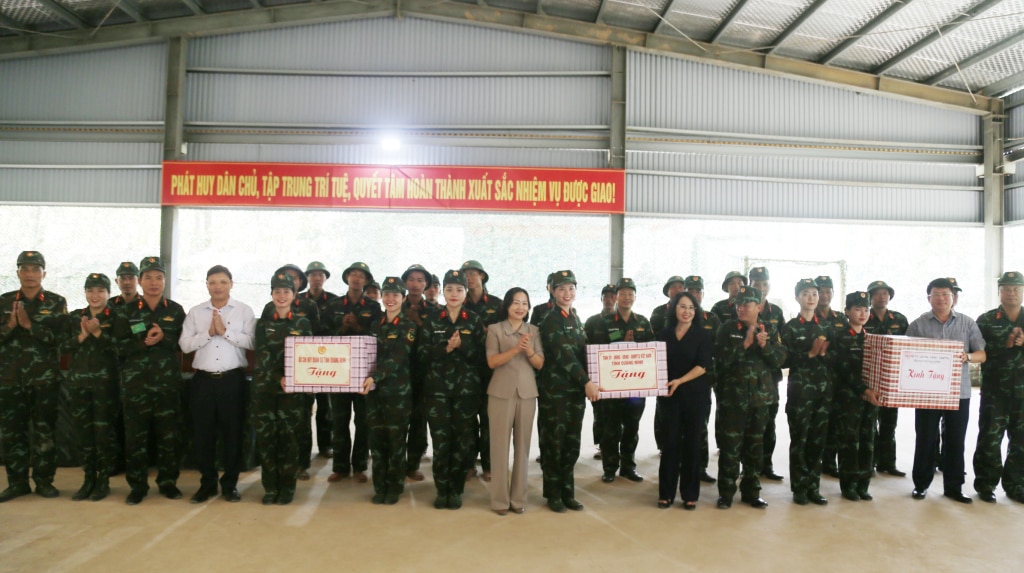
[
  {"left": 35, "top": 482, "right": 60, "bottom": 498},
  {"left": 0, "top": 482, "right": 32, "bottom": 503},
  {"left": 73, "top": 473, "right": 97, "bottom": 501},
  {"left": 90, "top": 476, "right": 111, "bottom": 501}
]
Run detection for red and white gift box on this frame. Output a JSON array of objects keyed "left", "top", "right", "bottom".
[
  {"left": 586, "top": 341, "right": 668, "bottom": 398},
  {"left": 285, "top": 336, "right": 377, "bottom": 393},
  {"left": 862, "top": 334, "right": 963, "bottom": 410}
]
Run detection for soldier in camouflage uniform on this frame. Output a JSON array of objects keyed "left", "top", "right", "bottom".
[
  {"left": 973, "top": 271, "right": 1024, "bottom": 503},
  {"left": 302, "top": 261, "right": 338, "bottom": 459},
  {"left": 650, "top": 276, "right": 685, "bottom": 333},
  {"left": 0, "top": 251, "right": 68, "bottom": 502},
  {"left": 864, "top": 280, "right": 909, "bottom": 477},
  {"left": 782, "top": 279, "right": 834, "bottom": 505},
  {"left": 419, "top": 269, "right": 487, "bottom": 510},
  {"left": 584, "top": 283, "right": 616, "bottom": 458},
  {"left": 710, "top": 271, "right": 747, "bottom": 324},
  {"left": 360, "top": 277, "right": 418, "bottom": 505},
  {"left": 364, "top": 280, "right": 381, "bottom": 303},
  {"left": 814, "top": 275, "right": 849, "bottom": 478},
  {"left": 685, "top": 275, "right": 721, "bottom": 483},
  {"left": 253, "top": 272, "right": 312, "bottom": 505},
  {"left": 461, "top": 260, "right": 503, "bottom": 481},
  {"left": 749, "top": 267, "right": 786, "bottom": 481},
  {"left": 589, "top": 278, "right": 654, "bottom": 483},
  {"left": 110, "top": 261, "right": 140, "bottom": 307},
  {"left": 112, "top": 256, "right": 186, "bottom": 505},
  {"left": 530, "top": 273, "right": 558, "bottom": 327},
  {"left": 62, "top": 273, "right": 119, "bottom": 501},
  {"left": 401, "top": 264, "right": 437, "bottom": 480},
  {"left": 537, "top": 270, "right": 601, "bottom": 512},
  {"left": 714, "top": 286, "right": 785, "bottom": 509},
  {"left": 424, "top": 274, "right": 440, "bottom": 305}
]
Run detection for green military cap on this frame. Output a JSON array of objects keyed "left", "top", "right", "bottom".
[
  {"left": 946, "top": 277, "right": 962, "bottom": 293},
  {"left": 17, "top": 250, "right": 45, "bottom": 268},
  {"left": 615, "top": 277, "right": 637, "bottom": 292},
  {"left": 551, "top": 270, "right": 577, "bottom": 288},
  {"left": 846, "top": 291, "right": 870, "bottom": 308},
  {"left": 305, "top": 261, "right": 330, "bottom": 279},
  {"left": 601, "top": 283, "right": 616, "bottom": 296},
  {"left": 721, "top": 271, "right": 748, "bottom": 292},
  {"left": 366, "top": 280, "right": 381, "bottom": 291},
  {"left": 998, "top": 272, "right": 1024, "bottom": 286},
  {"left": 401, "top": 264, "right": 431, "bottom": 283},
  {"left": 342, "top": 262, "right": 373, "bottom": 285},
  {"left": 443, "top": 269, "right": 468, "bottom": 288},
  {"left": 271, "top": 272, "right": 295, "bottom": 292},
  {"left": 431, "top": 274, "right": 440, "bottom": 287},
  {"left": 684, "top": 275, "right": 704, "bottom": 290},
  {"left": 749, "top": 267, "right": 769, "bottom": 281},
  {"left": 794, "top": 278, "right": 819, "bottom": 297},
  {"left": 662, "top": 275, "right": 685, "bottom": 297},
  {"left": 927, "top": 277, "right": 955, "bottom": 294},
  {"left": 139, "top": 256, "right": 166, "bottom": 274},
  {"left": 546, "top": 272, "right": 557, "bottom": 287},
  {"left": 735, "top": 286, "right": 762, "bottom": 305},
  {"left": 460, "top": 260, "right": 489, "bottom": 283},
  {"left": 116, "top": 261, "right": 139, "bottom": 277},
  {"left": 814, "top": 275, "right": 834, "bottom": 289},
  {"left": 380, "top": 276, "right": 405, "bottom": 295},
  {"left": 274, "top": 264, "right": 307, "bottom": 291},
  {"left": 867, "top": 280, "right": 895, "bottom": 300},
  {"left": 84, "top": 273, "right": 111, "bottom": 290}
]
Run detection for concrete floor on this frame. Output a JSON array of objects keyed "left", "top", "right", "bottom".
[{"left": 3, "top": 388, "right": 1022, "bottom": 573}]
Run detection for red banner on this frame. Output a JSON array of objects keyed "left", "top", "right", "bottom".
[{"left": 161, "top": 161, "right": 624, "bottom": 215}]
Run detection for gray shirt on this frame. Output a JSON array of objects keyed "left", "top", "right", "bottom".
[
  {"left": 906, "top": 311, "right": 985, "bottom": 399},
  {"left": 485, "top": 320, "right": 543, "bottom": 400}
]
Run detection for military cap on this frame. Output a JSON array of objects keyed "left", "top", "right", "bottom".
[
  {"left": 460, "top": 260, "right": 489, "bottom": 283},
  {"left": 342, "top": 262, "right": 373, "bottom": 285},
  {"left": 431, "top": 274, "right": 441, "bottom": 287},
  {"left": 927, "top": 278, "right": 955, "bottom": 294},
  {"left": 546, "top": 272, "right": 557, "bottom": 287},
  {"left": 139, "top": 256, "right": 166, "bottom": 274},
  {"left": 551, "top": 270, "right": 577, "bottom": 288},
  {"left": 998, "top": 271, "right": 1024, "bottom": 287},
  {"left": 749, "top": 267, "right": 770, "bottom": 281},
  {"left": 846, "top": 291, "right": 870, "bottom": 308},
  {"left": 366, "top": 280, "right": 381, "bottom": 291},
  {"left": 814, "top": 275, "right": 834, "bottom": 289},
  {"left": 662, "top": 275, "right": 685, "bottom": 297},
  {"left": 443, "top": 269, "right": 468, "bottom": 289},
  {"left": 721, "top": 271, "right": 748, "bottom": 292},
  {"left": 867, "top": 280, "right": 895, "bottom": 300},
  {"left": 615, "top": 277, "right": 637, "bottom": 293},
  {"left": 271, "top": 272, "right": 295, "bottom": 292},
  {"left": 794, "top": 278, "right": 819, "bottom": 297},
  {"left": 305, "top": 261, "right": 331, "bottom": 279},
  {"left": 401, "top": 264, "right": 431, "bottom": 283},
  {"left": 84, "top": 273, "right": 111, "bottom": 290},
  {"left": 116, "top": 261, "right": 139, "bottom": 277},
  {"left": 274, "top": 264, "right": 307, "bottom": 292},
  {"left": 600, "top": 283, "right": 616, "bottom": 296},
  {"left": 735, "top": 286, "right": 762, "bottom": 305},
  {"left": 684, "top": 275, "right": 705, "bottom": 290},
  {"left": 380, "top": 276, "right": 406, "bottom": 295},
  {"left": 17, "top": 251, "right": 45, "bottom": 268},
  {"left": 946, "top": 277, "right": 962, "bottom": 293}
]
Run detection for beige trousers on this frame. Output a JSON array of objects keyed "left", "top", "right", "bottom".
[{"left": 488, "top": 394, "right": 537, "bottom": 510}]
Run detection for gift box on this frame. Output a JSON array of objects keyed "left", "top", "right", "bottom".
[
  {"left": 586, "top": 341, "right": 668, "bottom": 398},
  {"left": 285, "top": 336, "right": 377, "bottom": 393},
  {"left": 862, "top": 334, "right": 963, "bottom": 410}
]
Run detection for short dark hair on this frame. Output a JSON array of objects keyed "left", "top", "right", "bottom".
[
  {"left": 664, "top": 291, "right": 705, "bottom": 331},
  {"left": 498, "top": 287, "right": 531, "bottom": 322},
  {"left": 927, "top": 278, "right": 953, "bottom": 294},
  {"left": 207, "top": 265, "right": 232, "bottom": 280}
]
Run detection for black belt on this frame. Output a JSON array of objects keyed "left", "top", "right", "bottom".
[{"left": 196, "top": 368, "right": 243, "bottom": 379}]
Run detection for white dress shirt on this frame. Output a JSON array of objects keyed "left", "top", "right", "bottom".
[{"left": 180, "top": 296, "right": 256, "bottom": 372}]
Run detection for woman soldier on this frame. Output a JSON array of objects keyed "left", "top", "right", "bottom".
[
  {"left": 253, "top": 272, "right": 312, "bottom": 505},
  {"left": 62, "top": 273, "right": 119, "bottom": 501},
  {"left": 537, "top": 270, "right": 601, "bottom": 513},
  {"left": 360, "top": 277, "right": 418, "bottom": 505},
  {"left": 418, "top": 269, "right": 486, "bottom": 510}
]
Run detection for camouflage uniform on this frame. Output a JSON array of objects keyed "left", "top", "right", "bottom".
[
  {"left": 816, "top": 290, "right": 851, "bottom": 476},
  {"left": 0, "top": 256, "right": 68, "bottom": 497},
  {"left": 300, "top": 260, "right": 338, "bottom": 458},
  {"left": 531, "top": 298, "right": 556, "bottom": 328},
  {"left": 584, "top": 304, "right": 614, "bottom": 450},
  {"left": 758, "top": 301, "right": 787, "bottom": 477},
  {"left": 864, "top": 294, "right": 908, "bottom": 474},
  {"left": 834, "top": 296, "right": 876, "bottom": 499},
  {"left": 462, "top": 264, "right": 502, "bottom": 477},
  {"left": 710, "top": 271, "right": 747, "bottom": 324}
]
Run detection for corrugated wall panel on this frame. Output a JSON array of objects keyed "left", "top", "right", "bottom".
[
  {"left": 185, "top": 75, "right": 608, "bottom": 127},
  {"left": 1007, "top": 186, "right": 1024, "bottom": 222},
  {"left": 0, "top": 141, "right": 162, "bottom": 165},
  {"left": 188, "top": 17, "right": 609, "bottom": 72},
  {"left": 627, "top": 51, "right": 979, "bottom": 146},
  {"left": 627, "top": 174, "right": 982, "bottom": 223},
  {"left": 0, "top": 43, "right": 167, "bottom": 122},
  {"left": 0, "top": 169, "right": 160, "bottom": 204},
  {"left": 1007, "top": 104, "right": 1024, "bottom": 140}
]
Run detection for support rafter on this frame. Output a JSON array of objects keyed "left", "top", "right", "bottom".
[
  {"left": 819, "top": 0, "right": 911, "bottom": 65},
  {"left": 874, "top": 0, "right": 1002, "bottom": 75}
]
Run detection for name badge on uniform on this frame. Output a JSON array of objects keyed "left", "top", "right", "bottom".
[
  {"left": 608, "top": 330, "right": 623, "bottom": 342},
  {"left": 130, "top": 320, "right": 147, "bottom": 334}
]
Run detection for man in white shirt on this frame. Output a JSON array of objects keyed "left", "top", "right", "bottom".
[{"left": 180, "top": 265, "right": 256, "bottom": 503}]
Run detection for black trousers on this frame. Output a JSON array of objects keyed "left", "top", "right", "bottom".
[
  {"left": 189, "top": 370, "right": 246, "bottom": 491},
  {"left": 658, "top": 384, "right": 711, "bottom": 502},
  {"left": 913, "top": 398, "right": 970, "bottom": 494}
]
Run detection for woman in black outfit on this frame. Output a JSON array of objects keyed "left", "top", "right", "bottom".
[{"left": 656, "top": 291, "right": 713, "bottom": 510}]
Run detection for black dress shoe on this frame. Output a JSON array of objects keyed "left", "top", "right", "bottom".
[
  {"left": 190, "top": 488, "right": 215, "bottom": 504},
  {"left": 911, "top": 488, "right": 927, "bottom": 500},
  {"left": 879, "top": 467, "right": 907, "bottom": 477},
  {"left": 0, "top": 483, "right": 31, "bottom": 503},
  {"left": 761, "top": 470, "right": 784, "bottom": 481},
  {"left": 90, "top": 480, "right": 110, "bottom": 502},
  {"left": 944, "top": 491, "right": 973, "bottom": 504},
  {"left": 223, "top": 489, "right": 241, "bottom": 503},
  {"left": 276, "top": 492, "right": 294, "bottom": 505},
  {"left": 159, "top": 485, "right": 183, "bottom": 500},
  {"left": 700, "top": 471, "right": 717, "bottom": 484},
  {"left": 35, "top": 483, "right": 59, "bottom": 498},
  {"left": 619, "top": 469, "right": 644, "bottom": 482},
  {"left": 447, "top": 493, "right": 463, "bottom": 510},
  {"left": 547, "top": 498, "right": 567, "bottom": 513},
  {"left": 858, "top": 490, "right": 873, "bottom": 501},
  {"left": 601, "top": 471, "right": 616, "bottom": 483},
  {"left": 563, "top": 498, "right": 584, "bottom": 511},
  {"left": 807, "top": 491, "right": 828, "bottom": 505},
  {"left": 978, "top": 491, "right": 997, "bottom": 503},
  {"left": 715, "top": 496, "right": 732, "bottom": 509},
  {"left": 742, "top": 496, "right": 768, "bottom": 508},
  {"left": 126, "top": 490, "right": 146, "bottom": 505}
]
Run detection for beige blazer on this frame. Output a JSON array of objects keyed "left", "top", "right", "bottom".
[{"left": 485, "top": 320, "right": 542, "bottom": 400}]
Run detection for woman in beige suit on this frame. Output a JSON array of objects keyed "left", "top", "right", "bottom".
[{"left": 486, "top": 287, "right": 544, "bottom": 515}]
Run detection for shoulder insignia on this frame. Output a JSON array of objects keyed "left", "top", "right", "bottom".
[
  {"left": 406, "top": 329, "right": 416, "bottom": 342},
  {"left": 39, "top": 310, "right": 50, "bottom": 315}
]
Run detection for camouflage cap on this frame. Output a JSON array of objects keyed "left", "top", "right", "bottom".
[
  {"left": 749, "top": 266, "right": 770, "bottom": 281},
  {"left": 551, "top": 270, "right": 577, "bottom": 288},
  {"left": 380, "top": 276, "right": 405, "bottom": 295},
  {"left": 814, "top": 275, "right": 834, "bottom": 289},
  {"left": 431, "top": 274, "right": 440, "bottom": 287},
  {"left": 794, "top": 278, "right": 819, "bottom": 297},
  {"left": 721, "top": 271, "right": 748, "bottom": 292},
  {"left": 600, "top": 283, "right": 616, "bottom": 296},
  {"left": 366, "top": 280, "right": 381, "bottom": 291},
  {"left": 846, "top": 291, "right": 870, "bottom": 308},
  {"left": 271, "top": 272, "right": 295, "bottom": 292},
  {"left": 867, "top": 280, "right": 895, "bottom": 300},
  {"left": 401, "top": 264, "right": 431, "bottom": 283},
  {"left": 998, "top": 271, "right": 1024, "bottom": 287},
  {"left": 615, "top": 277, "right": 637, "bottom": 293},
  {"left": 946, "top": 277, "right": 962, "bottom": 293},
  {"left": 443, "top": 269, "right": 468, "bottom": 288},
  {"left": 460, "top": 260, "right": 489, "bottom": 283},
  {"left": 684, "top": 275, "right": 705, "bottom": 290},
  {"left": 17, "top": 250, "right": 45, "bottom": 269},
  {"left": 342, "top": 262, "right": 373, "bottom": 285},
  {"left": 927, "top": 277, "right": 955, "bottom": 294},
  {"left": 662, "top": 275, "right": 685, "bottom": 297},
  {"left": 274, "top": 264, "right": 307, "bottom": 292},
  {"left": 305, "top": 261, "right": 331, "bottom": 279},
  {"left": 84, "top": 273, "right": 111, "bottom": 290},
  {"left": 139, "top": 256, "right": 166, "bottom": 275},
  {"left": 546, "top": 272, "right": 557, "bottom": 288},
  {"left": 735, "top": 285, "right": 762, "bottom": 305},
  {"left": 116, "top": 261, "right": 139, "bottom": 277}
]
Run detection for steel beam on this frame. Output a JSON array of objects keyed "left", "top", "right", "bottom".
[
  {"left": 818, "top": 0, "right": 911, "bottom": 65},
  {"left": 161, "top": 36, "right": 186, "bottom": 299},
  {"left": 982, "top": 110, "right": 1006, "bottom": 310},
  {"left": 874, "top": 0, "right": 1002, "bottom": 75},
  {"left": 179, "top": 0, "right": 205, "bottom": 15},
  {"left": 595, "top": 0, "right": 610, "bottom": 24},
  {"left": 652, "top": 0, "right": 683, "bottom": 35},
  {"left": 117, "top": 0, "right": 146, "bottom": 23},
  {"left": 981, "top": 68, "right": 1024, "bottom": 98},
  {"left": 767, "top": 0, "right": 827, "bottom": 55},
  {"left": 35, "top": 0, "right": 88, "bottom": 29},
  {"left": 927, "top": 28, "right": 1024, "bottom": 87},
  {"left": 0, "top": 13, "right": 26, "bottom": 35},
  {"left": 709, "top": 0, "right": 751, "bottom": 44},
  {"left": 609, "top": 44, "right": 625, "bottom": 284}
]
